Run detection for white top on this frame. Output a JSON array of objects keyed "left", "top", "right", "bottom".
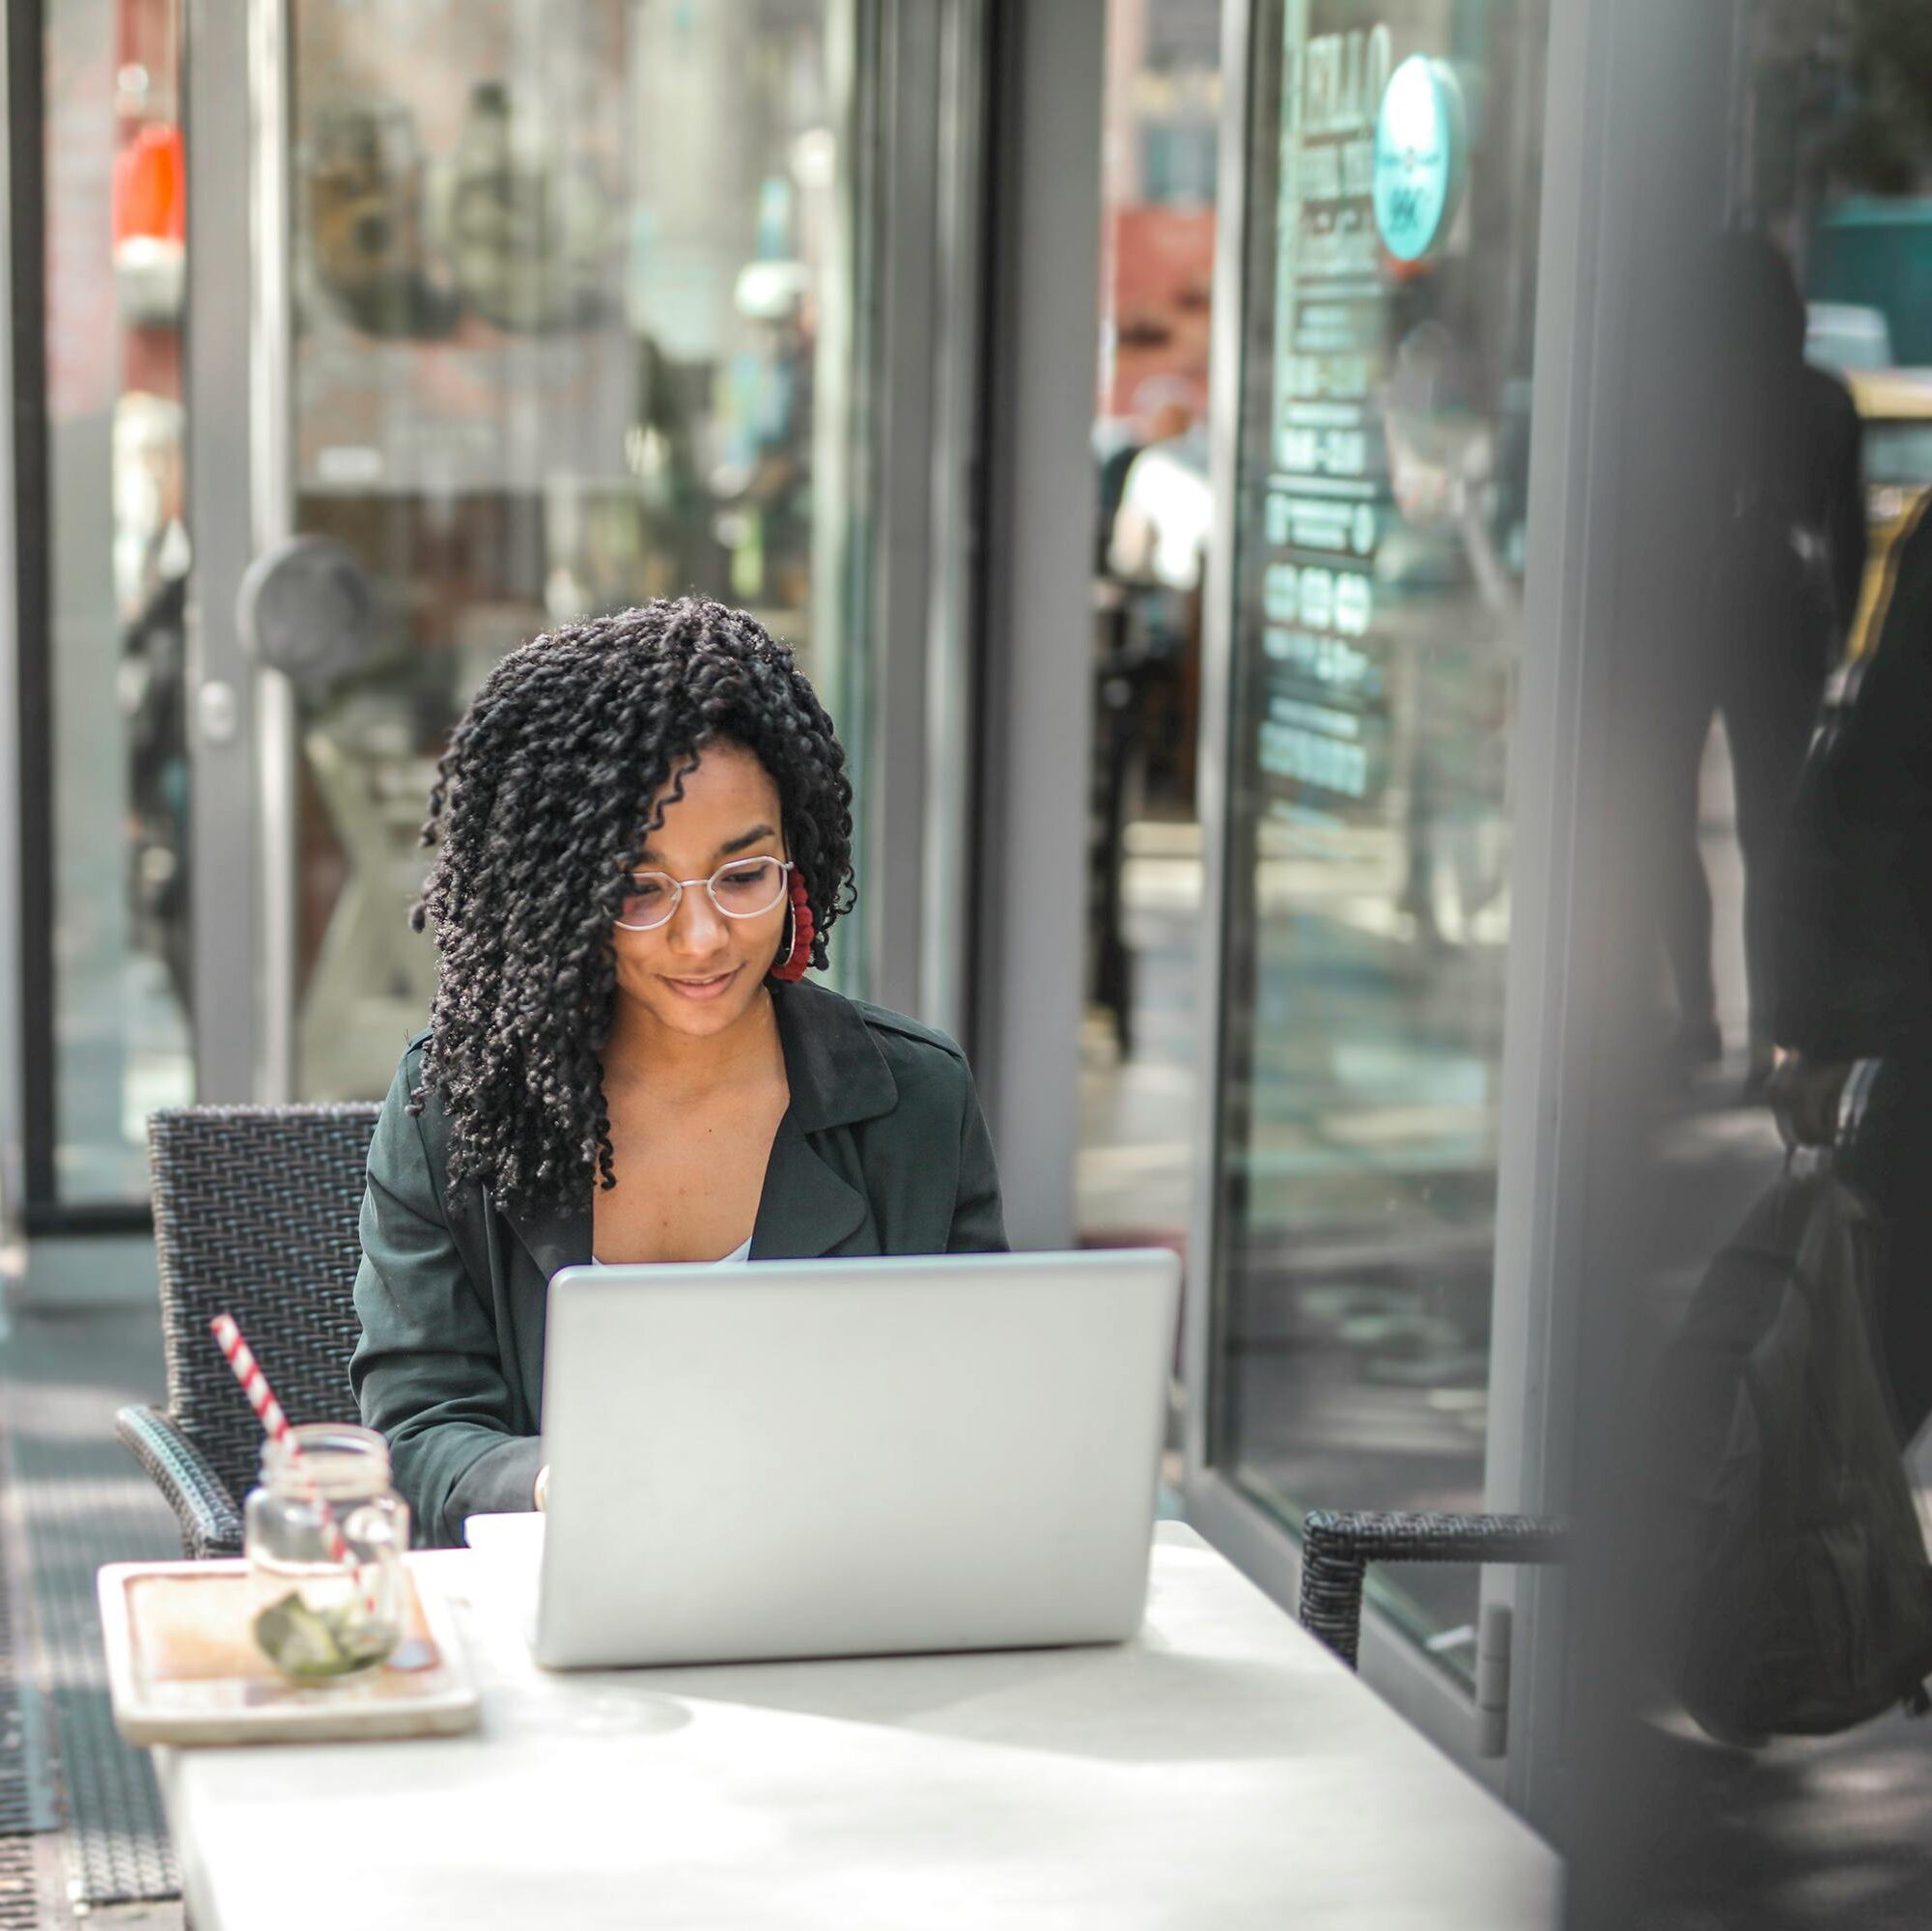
[
  {"left": 152, "top": 1524, "right": 1559, "bottom": 1931},
  {"left": 590, "top": 1234, "right": 751, "bottom": 1267}
]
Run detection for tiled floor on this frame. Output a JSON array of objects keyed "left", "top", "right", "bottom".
[{"left": 1622, "top": 1691, "right": 1932, "bottom": 1929}]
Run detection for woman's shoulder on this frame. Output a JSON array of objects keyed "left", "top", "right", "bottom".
[
  {"left": 378, "top": 1029, "right": 451, "bottom": 1160},
  {"left": 394, "top": 1027, "right": 438, "bottom": 1104},
  {"left": 777, "top": 980, "right": 973, "bottom": 1119},
  {"left": 842, "top": 994, "right": 968, "bottom": 1068}
]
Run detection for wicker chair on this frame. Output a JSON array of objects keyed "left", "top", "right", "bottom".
[
  {"left": 1299, "top": 1511, "right": 1570, "bottom": 1669},
  {"left": 116, "top": 1105, "right": 382, "bottom": 1558}
]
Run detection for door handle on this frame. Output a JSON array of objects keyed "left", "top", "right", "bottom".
[{"left": 236, "top": 534, "right": 379, "bottom": 687}]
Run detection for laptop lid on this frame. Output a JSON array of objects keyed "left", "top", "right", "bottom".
[{"left": 532, "top": 1247, "right": 1180, "bottom": 1669}]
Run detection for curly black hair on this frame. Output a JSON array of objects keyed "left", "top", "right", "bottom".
[{"left": 405, "top": 597, "right": 854, "bottom": 1218}]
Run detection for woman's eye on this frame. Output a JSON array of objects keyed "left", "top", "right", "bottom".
[
  {"left": 718, "top": 863, "right": 773, "bottom": 896},
  {"left": 624, "top": 880, "right": 666, "bottom": 905}
]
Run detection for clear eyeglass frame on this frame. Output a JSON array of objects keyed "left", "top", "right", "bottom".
[{"left": 614, "top": 855, "right": 794, "bottom": 932}]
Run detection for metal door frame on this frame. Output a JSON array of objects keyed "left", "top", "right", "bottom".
[
  {"left": 1183, "top": 0, "right": 1612, "bottom": 1810},
  {"left": 860, "top": 0, "right": 991, "bottom": 1036},
  {"left": 0, "top": 0, "right": 30, "bottom": 1257},
  {"left": 183, "top": 0, "right": 287, "bottom": 1103},
  {"left": 964, "top": 0, "right": 1106, "bottom": 1249}
]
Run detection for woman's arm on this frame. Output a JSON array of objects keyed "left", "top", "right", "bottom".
[
  {"left": 350, "top": 1053, "right": 542, "bottom": 1546},
  {"left": 947, "top": 1057, "right": 1009, "bottom": 1253}
]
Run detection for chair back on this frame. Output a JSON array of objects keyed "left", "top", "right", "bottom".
[{"left": 147, "top": 1105, "right": 382, "bottom": 1508}]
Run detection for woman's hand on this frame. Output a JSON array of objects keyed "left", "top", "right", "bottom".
[{"left": 534, "top": 1464, "right": 550, "bottom": 1512}]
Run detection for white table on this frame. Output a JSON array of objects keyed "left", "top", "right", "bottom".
[{"left": 154, "top": 1524, "right": 1559, "bottom": 1929}]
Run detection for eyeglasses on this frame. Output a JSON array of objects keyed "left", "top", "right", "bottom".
[{"left": 614, "top": 855, "right": 793, "bottom": 932}]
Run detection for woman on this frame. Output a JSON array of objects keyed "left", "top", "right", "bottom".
[{"left": 350, "top": 599, "right": 1007, "bottom": 1545}]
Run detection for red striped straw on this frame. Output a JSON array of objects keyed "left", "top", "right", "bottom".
[{"left": 210, "top": 1311, "right": 378, "bottom": 1616}]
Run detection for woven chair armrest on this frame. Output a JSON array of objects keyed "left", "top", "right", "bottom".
[
  {"left": 115, "top": 1404, "right": 245, "bottom": 1559},
  {"left": 1300, "top": 1510, "right": 1570, "bottom": 1668},
  {"left": 1304, "top": 1510, "right": 1569, "bottom": 1568}
]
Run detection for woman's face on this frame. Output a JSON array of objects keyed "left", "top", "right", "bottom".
[{"left": 609, "top": 740, "right": 792, "bottom": 1042}]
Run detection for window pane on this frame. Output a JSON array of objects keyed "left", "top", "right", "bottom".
[
  {"left": 1210, "top": 0, "right": 1549, "bottom": 1679},
  {"left": 1079, "top": 0, "right": 1221, "bottom": 1252},
  {"left": 46, "top": 0, "right": 195, "bottom": 1205},
  {"left": 285, "top": 0, "right": 869, "bottom": 1098}
]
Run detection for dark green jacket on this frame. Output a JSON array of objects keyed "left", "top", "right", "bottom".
[{"left": 350, "top": 979, "right": 1007, "bottom": 1545}]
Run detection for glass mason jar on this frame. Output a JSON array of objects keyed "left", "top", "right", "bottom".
[{"left": 243, "top": 1423, "right": 410, "bottom": 1682}]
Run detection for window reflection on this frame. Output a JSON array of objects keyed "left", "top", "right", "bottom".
[
  {"left": 1211, "top": 1, "right": 1549, "bottom": 1678},
  {"left": 286, "top": 1, "right": 860, "bottom": 1098}
]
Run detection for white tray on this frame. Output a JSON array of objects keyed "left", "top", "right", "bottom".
[{"left": 98, "top": 1556, "right": 481, "bottom": 1746}]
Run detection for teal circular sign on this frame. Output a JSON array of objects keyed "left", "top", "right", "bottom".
[{"left": 1372, "top": 56, "right": 1467, "bottom": 265}]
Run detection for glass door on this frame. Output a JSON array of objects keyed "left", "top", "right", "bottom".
[
  {"left": 190, "top": 0, "right": 882, "bottom": 1103},
  {"left": 1189, "top": 0, "right": 1551, "bottom": 1757}
]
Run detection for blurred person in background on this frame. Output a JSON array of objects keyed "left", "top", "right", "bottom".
[
  {"left": 1098, "top": 377, "right": 1197, "bottom": 577},
  {"left": 714, "top": 261, "right": 817, "bottom": 613},
  {"left": 1659, "top": 233, "right": 1865, "bottom": 1094},
  {"left": 1088, "top": 379, "right": 1208, "bottom": 1047},
  {"left": 1106, "top": 377, "right": 1209, "bottom": 798},
  {"left": 1381, "top": 320, "right": 1519, "bottom": 948},
  {"left": 116, "top": 394, "right": 193, "bottom": 1019}
]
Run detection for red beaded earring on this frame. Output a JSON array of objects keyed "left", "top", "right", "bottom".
[{"left": 770, "top": 871, "right": 815, "bottom": 982}]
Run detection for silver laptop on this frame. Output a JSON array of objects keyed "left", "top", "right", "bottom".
[{"left": 520, "top": 1247, "right": 1180, "bottom": 1669}]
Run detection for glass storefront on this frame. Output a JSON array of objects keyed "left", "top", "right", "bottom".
[
  {"left": 281, "top": 0, "right": 871, "bottom": 1100},
  {"left": 1206, "top": 0, "right": 1548, "bottom": 1677}
]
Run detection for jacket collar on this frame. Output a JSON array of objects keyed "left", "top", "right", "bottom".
[
  {"left": 769, "top": 978, "right": 896, "bottom": 1132},
  {"left": 503, "top": 979, "right": 896, "bottom": 1275}
]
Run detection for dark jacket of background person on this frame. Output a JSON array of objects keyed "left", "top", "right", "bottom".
[
  {"left": 350, "top": 978, "right": 1009, "bottom": 1545},
  {"left": 1655, "top": 234, "right": 1865, "bottom": 1070},
  {"left": 1777, "top": 494, "right": 1932, "bottom": 1065},
  {"left": 1799, "top": 363, "right": 1872, "bottom": 646},
  {"left": 1697, "top": 238, "right": 1867, "bottom": 657},
  {"left": 1775, "top": 495, "right": 1932, "bottom": 1439}
]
